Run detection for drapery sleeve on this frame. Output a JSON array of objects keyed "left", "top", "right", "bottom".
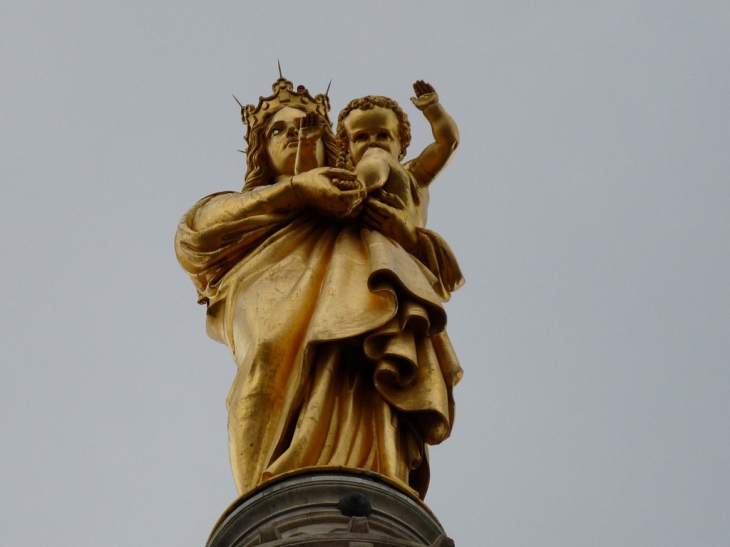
[
  {"left": 411, "top": 227, "right": 465, "bottom": 301},
  {"left": 175, "top": 184, "right": 302, "bottom": 304}
]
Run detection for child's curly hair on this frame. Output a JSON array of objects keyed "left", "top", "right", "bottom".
[{"left": 336, "top": 96, "right": 412, "bottom": 164}]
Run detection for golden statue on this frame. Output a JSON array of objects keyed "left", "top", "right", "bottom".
[{"left": 175, "top": 75, "right": 464, "bottom": 500}]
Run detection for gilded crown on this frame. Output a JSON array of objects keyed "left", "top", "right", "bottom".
[{"left": 238, "top": 77, "right": 331, "bottom": 141}]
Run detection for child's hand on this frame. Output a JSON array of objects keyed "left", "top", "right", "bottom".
[
  {"left": 411, "top": 80, "right": 439, "bottom": 111},
  {"left": 297, "top": 112, "right": 325, "bottom": 144}
]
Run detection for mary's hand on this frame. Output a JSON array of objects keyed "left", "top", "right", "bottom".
[
  {"left": 363, "top": 190, "right": 419, "bottom": 252},
  {"left": 291, "top": 167, "right": 365, "bottom": 220}
]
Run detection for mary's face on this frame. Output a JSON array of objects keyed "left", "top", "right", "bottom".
[{"left": 264, "top": 107, "right": 325, "bottom": 178}]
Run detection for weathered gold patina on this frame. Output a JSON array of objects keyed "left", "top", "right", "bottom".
[{"left": 175, "top": 75, "right": 463, "bottom": 500}]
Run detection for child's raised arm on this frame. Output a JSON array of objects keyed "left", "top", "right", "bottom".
[{"left": 404, "top": 80, "right": 459, "bottom": 188}]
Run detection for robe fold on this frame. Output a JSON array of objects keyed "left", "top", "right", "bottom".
[{"left": 175, "top": 187, "right": 463, "bottom": 499}]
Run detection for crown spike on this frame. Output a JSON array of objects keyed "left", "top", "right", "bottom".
[
  {"left": 325, "top": 79, "right": 332, "bottom": 97},
  {"left": 232, "top": 94, "right": 244, "bottom": 108},
  {"left": 277, "top": 59, "right": 283, "bottom": 78}
]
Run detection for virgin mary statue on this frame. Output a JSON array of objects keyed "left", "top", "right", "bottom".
[{"left": 175, "top": 76, "right": 463, "bottom": 500}]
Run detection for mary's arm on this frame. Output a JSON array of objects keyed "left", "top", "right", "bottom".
[
  {"left": 176, "top": 168, "right": 364, "bottom": 301},
  {"left": 193, "top": 167, "right": 364, "bottom": 230},
  {"left": 176, "top": 186, "right": 298, "bottom": 303},
  {"left": 187, "top": 166, "right": 364, "bottom": 247},
  {"left": 191, "top": 180, "right": 301, "bottom": 231}
]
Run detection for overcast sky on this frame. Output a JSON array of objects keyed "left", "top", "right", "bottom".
[{"left": 1, "top": 2, "right": 729, "bottom": 546}]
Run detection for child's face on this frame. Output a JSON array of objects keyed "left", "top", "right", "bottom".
[{"left": 343, "top": 106, "right": 402, "bottom": 165}]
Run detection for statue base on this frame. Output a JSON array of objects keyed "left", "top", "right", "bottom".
[{"left": 206, "top": 471, "right": 454, "bottom": 546}]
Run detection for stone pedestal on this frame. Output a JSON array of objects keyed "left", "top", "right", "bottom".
[{"left": 207, "top": 472, "right": 454, "bottom": 547}]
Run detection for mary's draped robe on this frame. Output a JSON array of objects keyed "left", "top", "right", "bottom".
[{"left": 175, "top": 183, "right": 464, "bottom": 499}]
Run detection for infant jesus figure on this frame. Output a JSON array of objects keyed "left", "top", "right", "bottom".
[{"left": 293, "top": 80, "right": 459, "bottom": 251}]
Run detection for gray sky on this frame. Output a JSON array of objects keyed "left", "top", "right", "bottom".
[{"left": 1, "top": 2, "right": 729, "bottom": 546}]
